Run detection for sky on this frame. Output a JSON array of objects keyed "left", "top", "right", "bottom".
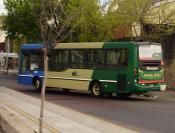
[
  {"left": 101, "top": 0, "right": 109, "bottom": 4},
  {"left": 0, "top": 0, "right": 6, "bottom": 14}
]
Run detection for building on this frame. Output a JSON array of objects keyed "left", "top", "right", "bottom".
[
  {"left": 0, "top": 30, "right": 5, "bottom": 52},
  {"left": 145, "top": 0, "right": 175, "bottom": 25},
  {"left": 132, "top": 0, "right": 175, "bottom": 37}
]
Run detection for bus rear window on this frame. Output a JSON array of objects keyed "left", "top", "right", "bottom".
[{"left": 139, "top": 45, "right": 162, "bottom": 60}]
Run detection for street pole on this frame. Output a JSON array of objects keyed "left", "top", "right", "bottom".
[
  {"left": 39, "top": 48, "right": 48, "bottom": 133},
  {"left": 5, "top": 37, "right": 10, "bottom": 73},
  {"left": 39, "top": 1, "right": 47, "bottom": 132}
]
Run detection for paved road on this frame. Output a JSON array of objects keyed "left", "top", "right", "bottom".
[
  {"left": 1, "top": 72, "right": 175, "bottom": 133},
  {"left": 0, "top": 127, "right": 4, "bottom": 133}
]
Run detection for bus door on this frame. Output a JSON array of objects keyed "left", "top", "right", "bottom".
[{"left": 115, "top": 49, "right": 128, "bottom": 92}]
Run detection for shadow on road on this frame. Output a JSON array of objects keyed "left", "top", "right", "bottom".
[
  {"left": 0, "top": 72, "right": 158, "bottom": 103},
  {"left": 20, "top": 88, "right": 155, "bottom": 103}
]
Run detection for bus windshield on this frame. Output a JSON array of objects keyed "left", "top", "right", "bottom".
[
  {"left": 139, "top": 45, "right": 162, "bottom": 60},
  {"left": 20, "top": 49, "right": 43, "bottom": 73}
]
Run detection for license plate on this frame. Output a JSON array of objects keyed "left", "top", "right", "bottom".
[{"left": 146, "top": 67, "right": 159, "bottom": 70}]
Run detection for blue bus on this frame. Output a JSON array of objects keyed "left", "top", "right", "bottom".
[{"left": 18, "top": 44, "right": 44, "bottom": 90}]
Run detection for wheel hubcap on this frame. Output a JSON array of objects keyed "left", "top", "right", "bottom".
[
  {"left": 35, "top": 80, "right": 40, "bottom": 89},
  {"left": 93, "top": 84, "right": 100, "bottom": 96}
]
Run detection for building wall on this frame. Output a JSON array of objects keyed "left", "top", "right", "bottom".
[
  {"left": 0, "top": 42, "right": 5, "bottom": 52},
  {"left": 0, "top": 30, "right": 6, "bottom": 52},
  {"left": 145, "top": 0, "right": 175, "bottom": 24}
]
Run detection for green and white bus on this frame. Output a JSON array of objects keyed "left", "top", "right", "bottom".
[{"left": 44, "top": 42, "right": 166, "bottom": 98}]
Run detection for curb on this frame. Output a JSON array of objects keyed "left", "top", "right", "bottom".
[{"left": 0, "top": 107, "right": 34, "bottom": 133}]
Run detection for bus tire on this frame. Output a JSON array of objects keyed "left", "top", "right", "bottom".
[
  {"left": 90, "top": 81, "right": 103, "bottom": 97},
  {"left": 116, "top": 93, "right": 131, "bottom": 99},
  {"left": 34, "top": 78, "right": 42, "bottom": 91}
]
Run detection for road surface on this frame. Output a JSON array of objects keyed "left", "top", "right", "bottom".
[{"left": 0, "top": 72, "right": 175, "bottom": 133}]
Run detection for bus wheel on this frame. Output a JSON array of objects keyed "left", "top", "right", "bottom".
[
  {"left": 90, "top": 81, "right": 103, "bottom": 97},
  {"left": 116, "top": 93, "right": 131, "bottom": 99},
  {"left": 34, "top": 78, "right": 42, "bottom": 91}
]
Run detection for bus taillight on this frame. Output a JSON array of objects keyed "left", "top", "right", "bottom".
[
  {"left": 161, "top": 60, "right": 164, "bottom": 65},
  {"left": 138, "top": 79, "right": 165, "bottom": 84}
]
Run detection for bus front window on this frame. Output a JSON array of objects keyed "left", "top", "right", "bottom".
[
  {"left": 20, "top": 50, "right": 43, "bottom": 73},
  {"left": 139, "top": 45, "right": 162, "bottom": 60},
  {"left": 21, "top": 53, "right": 30, "bottom": 73}
]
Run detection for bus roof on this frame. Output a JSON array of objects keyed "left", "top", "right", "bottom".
[
  {"left": 54, "top": 42, "right": 136, "bottom": 49},
  {"left": 21, "top": 44, "right": 43, "bottom": 50},
  {"left": 20, "top": 42, "right": 162, "bottom": 50},
  {"left": 136, "top": 42, "right": 162, "bottom": 46}
]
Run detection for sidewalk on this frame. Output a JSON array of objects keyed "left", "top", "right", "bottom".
[
  {"left": 0, "top": 87, "right": 139, "bottom": 133},
  {"left": 0, "top": 69, "right": 17, "bottom": 75}
]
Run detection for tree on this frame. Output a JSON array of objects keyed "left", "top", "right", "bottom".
[
  {"left": 4, "top": 0, "right": 79, "bottom": 132},
  {"left": 0, "top": 15, "right": 6, "bottom": 30},
  {"left": 102, "top": 0, "right": 175, "bottom": 41},
  {"left": 3, "top": 0, "right": 40, "bottom": 42},
  {"left": 141, "top": 0, "right": 175, "bottom": 41},
  {"left": 104, "top": 0, "right": 155, "bottom": 40},
  {"left": 30, "top": 1, "right": 79, "bottom": 133},
  {"left": 64, "top": 0, "right": 103, "bottom": 42}
]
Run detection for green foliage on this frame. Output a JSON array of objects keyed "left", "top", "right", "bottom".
[
  {"left": 65, "top": 0, "right": 103, "bottom": 42},
  {"left": 0, "top": 15, "right": 6, "bottom": 30},
  {"left": 3, "top": 0, "right": 40, "bottom": 42},
  {"left": 3, "top": 0, "right": 175, "bottom": 44}
]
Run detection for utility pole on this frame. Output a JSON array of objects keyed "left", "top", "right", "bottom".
[
  {"left": 39, "top": 1, "right": 46, "bottom": 133},
  {"left": 5, "top": 37, "right": 10, "bottom": 73}
]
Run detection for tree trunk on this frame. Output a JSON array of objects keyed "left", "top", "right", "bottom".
[{"left": 39, "top": 48, "right": 48, "bottom": 133}]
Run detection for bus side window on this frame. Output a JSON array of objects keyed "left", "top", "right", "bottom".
[
  {"left": 86, "top": 49, "right": 105, "bottom": 69},
  {"left": 97, "top": 50, "right": 105, "bottom": 69},
  {"left": 93, "top": 50, "right": 105, "bottom": 69},
  {"left": 86, "top": 50, "right": 93, "bottom": 68},
  {"left": 118, "top": 50, "right": 128, "bottom": 66},
  {"left": 106, "top": 49, "right": 128, "bottom": 69},
  {"left": 61, "top": 50, "right": 69, "bottom": 68},
  {"left": 53, "top": 50, "right": 69, "bottom": 71},
  {"left": 71, "top": 50, "right": 84, "bottom": 69},
  {"left": 84, "top": 50, "right": 89, "bottom": 68},
  {"left": 51, "top": 50, "right": 56, "bottom": 71},
  {"left": 51, "top": 51, "right": 57, "bottom": 71}
]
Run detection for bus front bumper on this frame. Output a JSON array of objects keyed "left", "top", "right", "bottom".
[{"left": 133, "top": 83, "right": 166, "bottom": 93}]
